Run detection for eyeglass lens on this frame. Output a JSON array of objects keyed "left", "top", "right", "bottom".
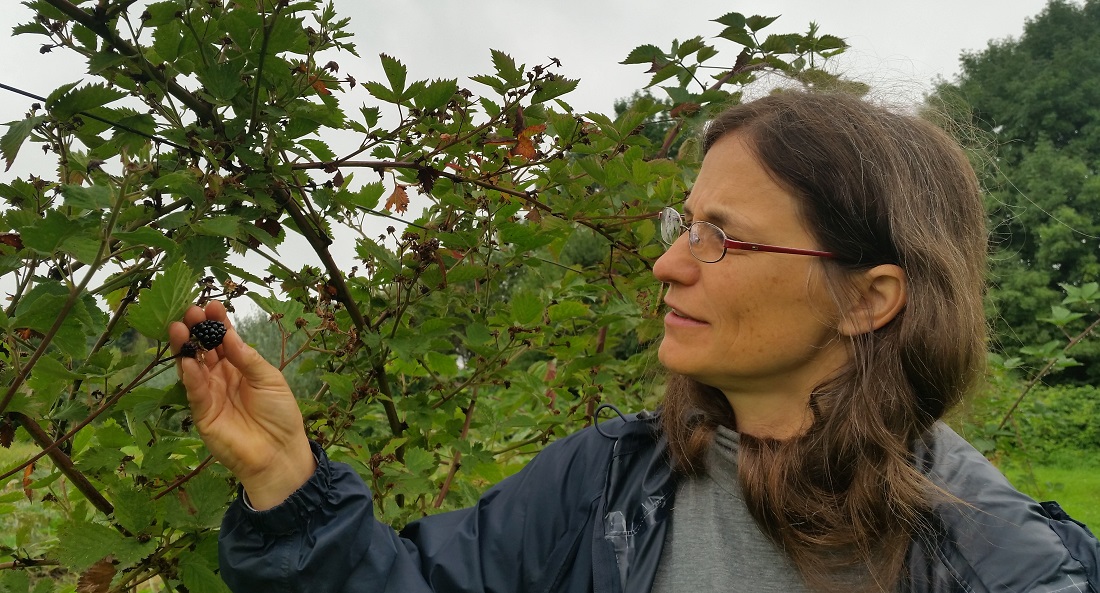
[{"left": 658, "top": 207, "right": 725, "bottom": 263}]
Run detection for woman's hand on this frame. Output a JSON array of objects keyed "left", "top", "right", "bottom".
[{"left": 169, "top": 302, "right": 316, "bottom": 510}]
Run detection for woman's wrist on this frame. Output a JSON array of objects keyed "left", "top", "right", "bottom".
[{"left": 240, "top": 440, "right": 318, "bottom": 511}]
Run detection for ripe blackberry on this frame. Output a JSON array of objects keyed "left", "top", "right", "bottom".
[
  {"left": 178, "top": 341, "right": 198, "bottom": 359},
  {"left": 190, "top": 320, "right": 227, "bottom": 350}
]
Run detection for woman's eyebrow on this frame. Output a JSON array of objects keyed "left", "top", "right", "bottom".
[{"left": 684, "top": 203, "right": 739, "bottom": 232}]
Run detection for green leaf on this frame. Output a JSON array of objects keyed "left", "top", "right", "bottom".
[
  {"left": 21, "top": 209, "right": 75, "bottom": 255},
  {"left": 126, "top": 260, "right": 200, "bottom": 341},
  {"left": 362, "top": 80, "right": 396, "bottom": 103},
  {"left": 424, "top": 351, "right": 459, "bottom": 377},
  {"left": 760, "top": 33, "right": 801, "bottom": 54},
  {"left": 113, "top": 227, "right": 180, "bottom": 254},
  {"left": 299, "top": 138, "right": 336, "bottom": 162},
  {"left": 490, "top": 49, "right": 523, "bottom": 85},
  {"left": 344, "top": 181, "right": 384, "bottom": 211},
  {"left": 511, "top": 292, "right": 543, "bottom": 325},
  {"left": 532, "top": 76, "right": 579, "bottom": 104},
  {"left": 109, "top": 486, "right": 157, "bottom": 535},
  {"left": 402, "top": 447, "right": 435, "bottom": 475},
  {"left": 164, "top": 472, "right": 231, "bottom": 529},
  {"left": 415, "top": 78, "right": 458, "bottom": 111},
  {"left": 746, "top": 15, "right": 780, "bottom": 32},
  {"left": 144, "top": 1, "right": 186, "bottom": 27},
  {"left": 178, "top": 551, "right": 232, "bottom": 593},
  {"left": 379, "top": 53, "right": 407, "bottom": 95},
  {"left": 1, "top": 115, "right": 47, "bottom": 172},
  {"left": 61, "top": 183, "right": 112, "bottom": 210},
  {"left": 717, "top": 27, "right": 756, "bottom": 48},
  {"left": 466, "top": 323, "right": 492, "bottom": 345},
  {"left": 620, "top": 44, "right": 664, "bottom": 65},
  {"left": 197, "top": 60, "right": 244, "bottom": 102},
  {"left": 54, "top": 521, "right": 155, "bottom": 571},
  {"left": 676, "top": 36, "right": 707, "bottom": 59},
  {"left": 548, "top": 300, "right": 591, "bottom": 322},
  {"left": 192, "top": 215, "right": 240, "bottom": 238},
  {"left": 47, "top": 83, "right": 127, "bottom": 120},
  {"left": 713, "top": 12, "right": 747, "bottom": 28}
]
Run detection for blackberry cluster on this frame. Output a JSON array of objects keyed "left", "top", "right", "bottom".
[{"left": 190, "top": 320, "right": 227, "bottom": 350}]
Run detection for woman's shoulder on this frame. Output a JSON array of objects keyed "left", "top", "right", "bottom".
[
  {"left": 916, "top": 422, "right": 1100, "bottom": 592},
  {"left": 529, "top": 409, "right": 663, "bottom": 474}
]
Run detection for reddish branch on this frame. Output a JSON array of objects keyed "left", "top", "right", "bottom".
[
  {"left": 272, "top": 187, "right": 405, "bottom": 439},
  {"left": 10, "top": 412, "right": 114, "bottom": 516},
  {"left": 433, "top": 390, "right": 477, "bottom": 508}
]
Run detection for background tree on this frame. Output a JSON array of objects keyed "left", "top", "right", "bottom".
[
  {"left": 0, "top": 1, "right": 848, "bottom": 590},
  {"left": 933, "top": 0, "right": 1100, "bottom": 383}
]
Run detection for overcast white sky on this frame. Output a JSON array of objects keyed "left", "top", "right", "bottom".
[
  {"left": 0, "top": 0, "right": 1056, "bottom": 312},
  {"left": 1, "top": 0, "right": 1054, "bottom": 175}
]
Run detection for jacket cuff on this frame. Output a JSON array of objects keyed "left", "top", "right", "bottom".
[{"left": 234, "top": 441, "right": 332, "bottom": 535}]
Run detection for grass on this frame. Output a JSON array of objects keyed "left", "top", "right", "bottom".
[{"left": 1000, "top": 457, "right": 1100, "bottom": 531}]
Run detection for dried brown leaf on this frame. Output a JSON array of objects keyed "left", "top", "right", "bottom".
[
  {"left": 76, "top": 557, "right": 116, "bottom": 593},
  {"left": 385, "top": 185, "right": 410, "bottom": 214}
]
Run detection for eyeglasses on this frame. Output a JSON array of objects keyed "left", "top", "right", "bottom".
[{"left": 657, "top": 207, "right": 836, "bottom": 263}]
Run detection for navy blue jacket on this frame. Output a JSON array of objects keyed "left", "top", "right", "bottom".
[{"left": 219, "top": 411, "right": 1100, "bottom": 592}]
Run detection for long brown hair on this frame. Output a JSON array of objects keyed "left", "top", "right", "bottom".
[{"left": 661, "top": 92, "right": 987, "bottom": 592}]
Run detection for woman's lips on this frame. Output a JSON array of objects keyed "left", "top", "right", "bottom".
[{"left": 665, "top": 308, "right": 708, "bottom": 327}]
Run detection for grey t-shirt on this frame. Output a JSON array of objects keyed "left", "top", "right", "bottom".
[{"left": 651, "top": 426, "right": 813, "bottom": 593}]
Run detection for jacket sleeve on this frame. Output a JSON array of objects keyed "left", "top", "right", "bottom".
[{"left": 218, "top": 435, "right": 609, "bottom": 593}]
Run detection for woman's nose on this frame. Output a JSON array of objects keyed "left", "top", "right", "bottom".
[{"left": 653, "top": 234, "right": 700, "bottom": 285}]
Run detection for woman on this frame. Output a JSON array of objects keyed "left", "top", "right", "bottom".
[{"left": 172, "top": 92, "right": 1100, "bottom": 592}]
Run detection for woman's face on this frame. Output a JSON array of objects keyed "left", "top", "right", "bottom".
[{"left": 653, "top": 133, "right": 851, "bottom": 403}]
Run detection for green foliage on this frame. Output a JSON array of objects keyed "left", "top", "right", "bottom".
[
  {"left": 0, "top": 2, "right": 849, "bottom": 589},
  {"left": 933, "top": 0, "right": 1100, "bottom": 383}
]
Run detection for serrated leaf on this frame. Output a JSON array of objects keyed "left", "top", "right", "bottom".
[
  {"left": 511, "top": 292, "right": 543, "bottom": 325},
  {"left": 363, "top": 80, "right": 396, "bottom": 103},
  {"left": 76, "top": 557, "right": 115, "bottom": 593},
  {"left": 113, "top": 227, "right": 179, "bottom": 254},
  {"left": 54, "top": 521, "right": 154, "bottom": 571},
  {"left": 620, "top": 44, "right": 664, "bottom": 65},
  {"left": 532, "top": 76, "right": 578, "bottom": 105},
  {"left": 197, "top": 60, "right": 243, "bottom": 102},
  {"left": 299, "top": 139, "right": 336, "bottom": 162},
  {"left": 415, "top": 78, "right": 458, "bottom": 111},
  {"left": 760, "top": 33, "right": 800, "bottom": 54},
  {"left": 192, "top": 215, "right": 240, "bottom": 238},
  {"left": 466, "top": 323, "right": 492, "bottom": 345},
  {"left": 345, "top": 181, "right": 384, "bottom": 211},
  {"left": 379, "top": 53, "right": 406, "bottom": 95},
  {"left": 424, "top": 351, "right": 459, "bottom": 377},
  {"left": 164, "top": 472, "right": 231, "bottom": 529},
  {"left": 380, "top": 437, "right": 407, "bottom": 456},
  {"left": 61, "top": 184, "right": 112, "bottom": 210},
  {"left": 178, "top": 552, "right": 232, "bottom": 593},
  {"left": 490, "top": 49, "right": 522, "bottom": 85},
  {"left": 676, "top": 36, "right": 707, "bottom": 59},
  {"left": 1, "top": 115, "right": 48, "bottom": 172},
  {"left": 109, "top": 486, "right": 156, "bottom": 535},
  {"left": 746, "top": 15, "right": 779, "bottom": 32},
  {"left": 717, "top": 27, "right": 756, "bottom": 48},
  {"left": 48, "top": 83, "right": 127, "bottom": 120},
  {"left": 144, "top": 1, "right": 186, "bottom": 27},
  {"left": 548, "top": 300, "right": 591, "bottom": 322},
  {"left": 713, "top": 12, "right": 747, "bottom": 28},
  {"left": 126, "top": 260, "right": 200, "bottom": 341},
  {"left": 402, "top": 447, "right": 435, "bottom": 475}
]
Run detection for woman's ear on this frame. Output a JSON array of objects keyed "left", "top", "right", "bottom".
[{"left": 838, "top": 264, "right": 907, "bottom": 336}]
